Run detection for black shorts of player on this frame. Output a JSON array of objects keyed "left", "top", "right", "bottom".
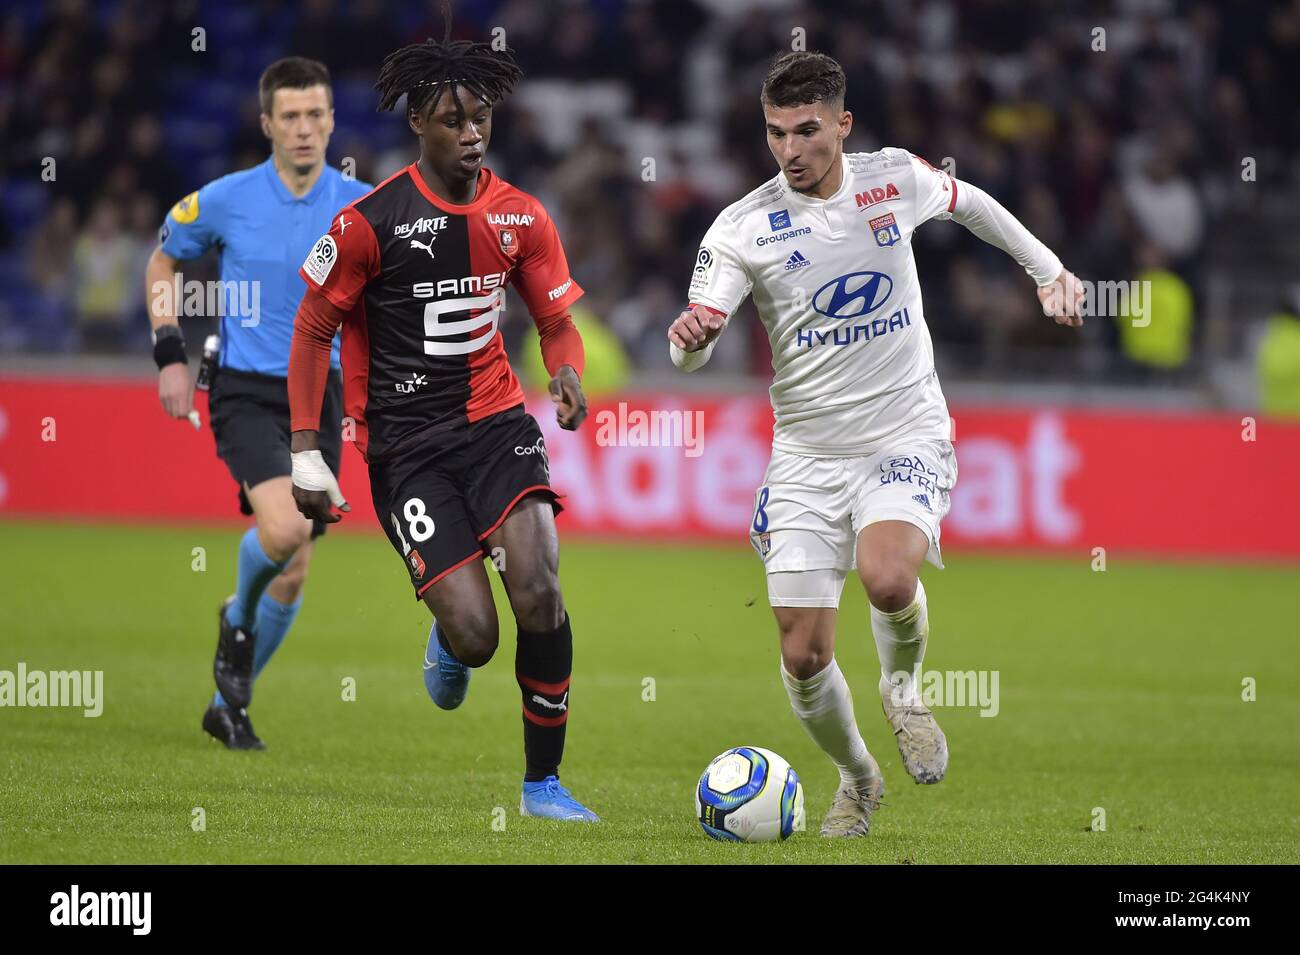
[
  {"left": 208, "top": 367, "right": 343, "bottom": 539},
  {"left": 370, "top": 404, "right": 563, "bottom": 598}
]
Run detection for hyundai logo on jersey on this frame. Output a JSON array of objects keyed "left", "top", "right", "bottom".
[
  {"left": 812, "top": 271, "right": 894, "bottom": 319},
  {"left": 796, "top": 306, "right": 912, "bottom": 349},
  {"left": 768, "top": 209, "right": 791, "bottom": 231}
]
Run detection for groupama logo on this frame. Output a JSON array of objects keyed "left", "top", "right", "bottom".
[{"left": 811, "top": 271, "right": 893, "bottom": 319}]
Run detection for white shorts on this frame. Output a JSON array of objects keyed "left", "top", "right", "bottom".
[{"left": 749, "top": 438, "right": 958, "bottom": 608}]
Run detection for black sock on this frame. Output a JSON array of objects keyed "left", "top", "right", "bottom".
[{"left": 517, "top": 613, "right": 573, "bottom": 782}]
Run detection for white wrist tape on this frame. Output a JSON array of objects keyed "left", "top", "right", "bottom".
[{"left": 291, "top": 449, "right": 346, "bottom": 507}]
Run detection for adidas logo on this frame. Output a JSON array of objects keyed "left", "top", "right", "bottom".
[
  {"left": 911, "top": 492, "right": 932, "bottom": 511},
  {"left": 784, "top": 250, "right": 810, "bottom": 271}
]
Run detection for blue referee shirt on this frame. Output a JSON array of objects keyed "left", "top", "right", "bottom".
[{"left": 158, "top": 158, "right": 371, "bottom": 376}]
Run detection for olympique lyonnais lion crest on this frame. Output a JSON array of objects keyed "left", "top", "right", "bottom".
[{"left": 870, "top": 211, "right": 901, "bottom": 248}]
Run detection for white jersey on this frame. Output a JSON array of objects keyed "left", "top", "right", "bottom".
[{"left": 682, "top": 148, "right": 962, "bottom": 457}]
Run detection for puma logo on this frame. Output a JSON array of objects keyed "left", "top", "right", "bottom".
[
  {"left": 531, "top": 691, "right": 567, "bottom": 712},
  {"left": 410, "top": 236, "right": 437, "bottom": 259}
]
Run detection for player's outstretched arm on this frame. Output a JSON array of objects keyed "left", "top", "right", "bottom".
[
  {"left": 549, "top": 364, "right": 587, "bottom": 431},
  {"left": 288, "top": 286, "right": 350, "bottom": 522},
  {"left": 535, "top": 309, "right": 588, "bottom": 431},
  {"left": 144, "top": 245, "right": 198, "bottom": 423},
  {"left": 1035, "top": 268, "right": 1085, "bottom": 327},
  {"left": 289, "top": 429, "right": 348, "bottom": 523},
  {"left": 668, "top": 304, "right": 727, "bottom": 371},
  {"left": 949, "top": 181, "right": 1084, "bottom": 327}
]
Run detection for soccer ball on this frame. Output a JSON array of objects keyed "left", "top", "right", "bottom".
[{"left": 695, "top": 746, "right": 805, "bottom": 842}]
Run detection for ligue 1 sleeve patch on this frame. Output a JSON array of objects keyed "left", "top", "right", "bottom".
[
  {"left": 689, "top": 246, "right": 715, "bottom": 292},
  {"left": 303, "top": 234, "right": 338, "bottom": 285},
  {"left": 170, "top": 191, "right": 200, "bottom": 224}
]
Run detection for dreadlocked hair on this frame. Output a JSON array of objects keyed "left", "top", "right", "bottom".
[{"left": 374, "top": 33, "right": 523, "bottom": 120}]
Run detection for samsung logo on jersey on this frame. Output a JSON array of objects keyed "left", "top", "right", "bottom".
[
  {"left": 413, "top": 271, "right": 509, "bottom": 297},
  {"left": 395, "top": 216, "right": 449, "bottom": 237},
  {"left": 812, "top": 271, "right": 894, "bottom": 319},
  {"left": 487, "top": 212, "right": 534, "bottom": 227},
  {"left": 756, "top": 226, "right": 812, "bottom": 247}
]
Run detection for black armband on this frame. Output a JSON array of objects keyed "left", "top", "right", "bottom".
[{"left": 152, "top": 327, "right": 188, "bottom": 369}]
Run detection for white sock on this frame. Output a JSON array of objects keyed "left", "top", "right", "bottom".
[
  {"left": 780, "top": 657, "right": 878, "bottom": 789},
  {"left": 871, "top": 578, "right": 929, "bottom": 706}
]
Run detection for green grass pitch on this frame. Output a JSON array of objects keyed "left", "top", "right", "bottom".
[{"left": 1, "top": 520, "right": 1296, "bottom": 863}]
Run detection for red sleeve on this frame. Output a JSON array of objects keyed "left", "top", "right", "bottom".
[
  {"left": 909, "top": 153, "right": 958, "bottom": 223},
  {"left": 299, "top": 208, "right": 380, "bottom": 310},
  {"left": 289, "top": 286, "right": 351, "bottom": 432},
  {"left": 510, "top": 205, "right": 584, "bottom": 317},
  {"left": 535, "top": 310, "right": 585, "bottom": 378}
]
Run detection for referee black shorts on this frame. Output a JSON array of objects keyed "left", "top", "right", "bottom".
[{"left": 208, "top": 367, "right": 344, "bottom": 539}]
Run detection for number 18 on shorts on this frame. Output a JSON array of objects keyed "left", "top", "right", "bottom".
[{"left": 370, "top": 408, "right": 562, "bottom": 598}]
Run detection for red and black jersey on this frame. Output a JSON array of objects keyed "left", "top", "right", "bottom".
[{"left": 289, "top": 163, "right": 584, "bottom": 462}]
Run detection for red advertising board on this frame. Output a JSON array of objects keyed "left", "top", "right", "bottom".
[{"left": 1, "top": 376, "right": 1296, "bottom": 559}]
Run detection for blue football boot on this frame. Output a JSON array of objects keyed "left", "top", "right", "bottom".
[
  {"left": 520, "top": 776, "right": 600, "bottom": 822},
  {"left": 422, "top": 621, "right": 470, "bottom": 710}
]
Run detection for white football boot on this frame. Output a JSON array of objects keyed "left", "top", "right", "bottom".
[
  {"left": 880, "top": 677, "right": 948, "bottom": 784},
  {"left": 820, "top": 753, "right": 885, "bottom": 838}
]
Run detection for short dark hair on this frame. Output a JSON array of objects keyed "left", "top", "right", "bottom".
[
  {"left": 259, "top": 57, "right": 333, "bottom": 115},
  {"left": 761, "top": 51, "right": 846, "bottom": 109}
]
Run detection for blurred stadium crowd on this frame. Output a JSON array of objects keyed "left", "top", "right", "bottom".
[{"left": 2, "top": 0, "right": 1298, "bottom": 401}]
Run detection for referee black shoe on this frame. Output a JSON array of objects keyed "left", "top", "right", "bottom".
[
  {"left": 213, "top": 596, "right": 256, "bottom": 709},
  {"left": 201, "top": 703, "right": 266, "bottom": 751}
]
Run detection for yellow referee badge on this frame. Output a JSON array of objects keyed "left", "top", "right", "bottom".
[{"left": 170, "top": 191, "right": 200, "bottom": 224}]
